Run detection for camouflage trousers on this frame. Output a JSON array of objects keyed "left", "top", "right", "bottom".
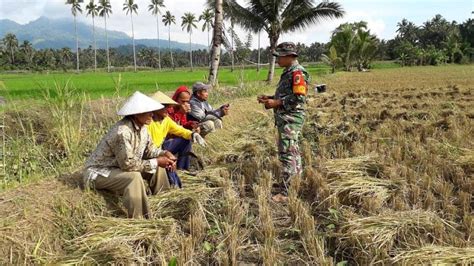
[{"left": 276, "top": 122, "right": 303, "bottom": 195}]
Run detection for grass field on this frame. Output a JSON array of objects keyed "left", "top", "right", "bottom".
[
  {"left": 0, "top": 64, "right": 334, "bottom": 101},
  {"left": 0, "top": 61, "right": 400, "bottom": 102},
  {"left": 1, "top": 64, "right": 473, "bottom": 264}
]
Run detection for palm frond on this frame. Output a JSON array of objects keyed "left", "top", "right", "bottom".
[
  {"left": 282, "top": 1, "right": 344, "bottom": 32},
  {"left": 225, "top": 0, "right": 268, "bottom": 33}
]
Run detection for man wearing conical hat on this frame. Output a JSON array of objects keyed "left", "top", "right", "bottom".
[
  {"left": 147, "top": 91, "right": 206, "bottom": 187},
  {"left": 84, "top": 91, "right": 177, "bottom": 219}
]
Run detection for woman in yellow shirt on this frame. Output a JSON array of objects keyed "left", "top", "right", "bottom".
[{"left": 147, "top": 91, "right": 206, "bottom": 187}]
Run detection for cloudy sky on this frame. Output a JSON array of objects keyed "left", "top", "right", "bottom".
[{"left": 0, "top": 0, "right": 472, "bottom": 48}]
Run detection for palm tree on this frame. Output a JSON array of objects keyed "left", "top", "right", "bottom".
[
  {"left": 20, "top": 40, "right": 35, "bottom": 67},
  {"left": 200, "top": 8, "right": 214, "bottom": 65},
  {"left": 123, "top": 0, "right": 139, "bottom": 72},
  {"left": 223, "top": 0, "right": 344, "bottom": 81},
  {"left": 208, "top": 0, "right": 223, "bottom": 85},
  {"left": 138, "top": 47, "right": 158, "bottom": 67},
  {"left": 66, "top": 0, "right": 83, "bottom": 73},
  {"left": 148, "top": 0, "right": 165, "bottom": 71},
  {"left": 321, "top": 45, "right": 341, "bottom": 73},
  {"left": 181, "top": 12, "right": 198, "bottom": 71},
  {"left": 98, "top": 0, "right": 112, "bottom": 72},
  {"left": 86, "top": 0, "right": 99, "bottom": 71},
  {"left": 330, "top": 21, "right": 367, "bottom": 71},
  {"left": 3, "top": 33, "right": 18, "bottom": 65},
  {"left": 60, "top": 47, "right": 74, "bottom": 68},
  {"left": 162, "top": 11, "right": 176, "bottom": 70}
]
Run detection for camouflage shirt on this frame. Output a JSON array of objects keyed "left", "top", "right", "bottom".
[{"left": 274, "top": 61, "right": 310, "bottom": 127}]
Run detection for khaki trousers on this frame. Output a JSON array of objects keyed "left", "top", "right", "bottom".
[
  {"left": 94, "top": 167, "right": 170, "bottom": 219},
  {"left": 200, "top": 118, "right": 223, "bottom": 137}
]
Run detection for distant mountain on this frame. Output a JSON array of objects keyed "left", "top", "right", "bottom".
[{"left": 0, "top": 17, "right": 206, "bottom": 51}]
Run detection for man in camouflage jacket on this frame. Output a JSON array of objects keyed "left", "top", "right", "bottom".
[{"left": 257, "top": 42, "right": 310, "bottom": 202}]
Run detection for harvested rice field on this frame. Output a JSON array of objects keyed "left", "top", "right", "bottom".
[{"left": 0, "top": 65, "right": 473, "bottom": 264}]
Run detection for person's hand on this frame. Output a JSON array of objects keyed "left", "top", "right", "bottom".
[
  {"left": 257, "top": 95, "right": 269, "bottom": 103},
  {"left": 157, "top": 156, "right": 176, "bottom": 171},
  {"left": 263, "top": 99, "right": 282, "bottom": 109},
  {"left": 192, "top": 126, "right": 201, "bottom": 134},
  {"left": 164, "top": 150, "right": 176, "bottom": 161},
  {"left": 192, "top": 133, "right": 207, "bottom": 147},
  {"left": 221, "top": 105, "right": 230, "bottom": 116}
]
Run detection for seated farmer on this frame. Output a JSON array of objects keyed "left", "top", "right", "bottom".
[
  {"left": 83, "top": 91, "right": 177, "bottom": 219},
  {"left": 167, "top": 86, "right": 199, "bottom": 131},
  {"left": 147, "top": 91, "right": 206, "bottom": 187},
  {"left": 188, "top": 82, "right": 230, "bottom": 137}
]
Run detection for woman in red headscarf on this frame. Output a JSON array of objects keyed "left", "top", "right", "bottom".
[{"left": 167, "top": 86, "right": 199, "bottom": 131}]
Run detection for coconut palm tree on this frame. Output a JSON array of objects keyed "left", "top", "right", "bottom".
[
  {"left": 208, "top": 0, "right": 223, "bottom": 85},
  {"left": 123, "top": 0, "right": 139, "bottom": 72},
  {"left": 330, "top": 21, "right": 367, "bottom": 71},
  {"left": 223, "top": 0, "right": 344, "bottom": 81},
  {"left": 3, "top": 33, "right": 18, "bottom": 65},
  {"left": 66, "top": 0, "right": 83, "bottom": 73},
  {"left": 20, "top": 40, "right": 35, "bottom": 67},
  {"left": 162, "top": 11, "right": 176, "bottom": 70},
  {"left": 98, "top": 0, "right": 112, "bottom": 72},
  {"left": 86, "top": 0, "right": 99, "bottom": 71},
  {"left": 148, "top": 0, "right": 165, "bottom": 70},
  {"left": 60, "top": 47, "right": 74, "bottom": 68},
  {"left": 199, "top": 8, "right": 214, "bottom": 65},
  {"left": 321, "top": 45, "right": 341, "bottom": 73},
  {"left": 181, "top": 12, "right": 198, "bottom": 71}
]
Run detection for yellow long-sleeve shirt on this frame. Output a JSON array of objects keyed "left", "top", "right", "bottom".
[{"left": 147, "top": 116, "right": 193, "bottom": 147}]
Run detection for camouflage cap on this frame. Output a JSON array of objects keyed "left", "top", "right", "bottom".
[{"left": 272, "top": 42, "right": 298, "bottom": 57}]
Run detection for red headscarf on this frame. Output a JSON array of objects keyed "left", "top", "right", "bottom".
[
  {"left": 168, "top": 86, "right": 196, "bottom": 130},
  {"left": 172, "top": 85, "right": 191, "bottom": 101}
]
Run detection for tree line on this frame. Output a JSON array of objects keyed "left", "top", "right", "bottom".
[{"left": 0, "top": 4, "right": 472, "bottom": 74}]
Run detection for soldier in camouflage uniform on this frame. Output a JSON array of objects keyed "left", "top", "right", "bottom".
[{"left": 257, "top": 42, "right": 309, "bottom": 202}]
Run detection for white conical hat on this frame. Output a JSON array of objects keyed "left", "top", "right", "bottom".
[
  {"left": 117, "top": 91, "right": 164, "bottom": 116},
  {"left": 150, "top": 91, "right": 177, "bottom": 105}
]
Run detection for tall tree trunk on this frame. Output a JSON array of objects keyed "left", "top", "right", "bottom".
[
  {"left": 74, "top": 15, "right": 80, "bottom": 73},
  {"left": 130, "top": 13, "right": 137, "bottom": 72},
  {"left": 156, "top": 16, "right": 161, "bottom": 71},
  {"left": 207, "top": 27, "right": 210, "bottom": 66},
  {"left": 189, "top": 32, "right": 193, "bottom": 71},
  {"left": 10, "top": 47, "right": 14, "bottom": 65},
  {"left": 266, "top": 34, "right": 279, "bottom": 82},
  {"left": 230, "top": 20, "right": 234, "bottom": 72},
  {"left": 92, "top": 15, "right": 97, "bottom": 71},
  {"left": 257, "top": 30, "right": 260, "bottom": 72},
  {"left": 208, "top": 0, "right": 223, "bottom": 85},
  {"left": 169, "top": 25, "right": 174, "bottom": 70},
  {"left": 105, "top": 16, "right": 110, "bottom": 72}
]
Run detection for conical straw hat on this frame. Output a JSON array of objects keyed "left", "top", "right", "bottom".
[
  {"left": 117, "top": 91, "right": 164, "bottom": 116},
  {"left": 151, "top": 91, "right": 177, "bottom": 105}
]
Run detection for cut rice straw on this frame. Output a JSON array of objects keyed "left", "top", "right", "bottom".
[{"left": 391, "top": 245, "right": 474, "bottom": 265}]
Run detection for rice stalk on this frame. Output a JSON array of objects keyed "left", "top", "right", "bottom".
[
  {"left": 391, "top": 245, "right": 474, "bottom": 265},
  {"left": 255, "top": 172, "right": 278, "bottom": 265},
  {"left": 340, "top": 210, "right": 460, "bottom": 251},
  {"left": 328, "top": 175, "right": 402, "bottom": 204},
  {"left": 322, "top": 156, "right": 385, "bottom": 178},
  {"left": 288, "top": 193, "right": 331, "bottom": 264},
  {"left": 149, "top": 186, "right": 220, "bottom": 219},
  {"left": 61, "top": 216, "right": 178, "bottom": 264}
]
